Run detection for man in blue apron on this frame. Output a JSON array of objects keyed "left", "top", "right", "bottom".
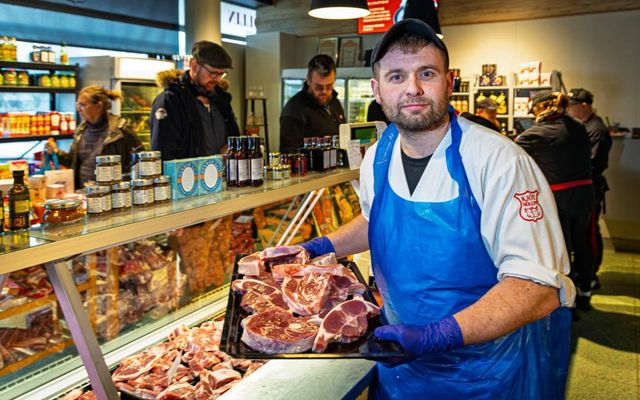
[{"left": 303, "top": 19, "right": 575, "bottom": 399}]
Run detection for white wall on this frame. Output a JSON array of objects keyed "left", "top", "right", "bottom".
[{"left": 443, "top": 10, "right": 640, "bottom": 129}]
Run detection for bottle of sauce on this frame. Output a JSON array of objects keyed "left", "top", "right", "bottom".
[
  {"left": 310, "top": 137, "right": 324, "bottom": 172},
  {"left": 249, "top": 136, "right": 263, "bottom": 187},
  {"left": 226, "top": 136, "right": 237, "bottom": 187},
  {"left": 8, "top": 170, "right": 30, "bottom": 231},
  {"left": 237, "top": 137, "right": 250, "bottom": 187}
]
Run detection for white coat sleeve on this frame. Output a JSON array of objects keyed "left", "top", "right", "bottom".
[
  {"left": 358, "top": 144, "right": 377, "bottom": 222},
  {"left": 479, "top": 152, "right": 576, "bottom": 307}
]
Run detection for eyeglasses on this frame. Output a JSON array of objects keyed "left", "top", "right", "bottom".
[
  {"left": 75, "top": 101, "right": 94, "bottom": 110},
  {"left": 198, "top": 63, "right": 227, "bottom": 79}
]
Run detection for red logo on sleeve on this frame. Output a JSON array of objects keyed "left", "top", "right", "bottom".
[{"left": 514, "top": 190, "right": 544, "bottom": 222}]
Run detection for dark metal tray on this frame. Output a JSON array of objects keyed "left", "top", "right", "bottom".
[{"left": 220, "top": 259, "right": 404, "bottom": 359}]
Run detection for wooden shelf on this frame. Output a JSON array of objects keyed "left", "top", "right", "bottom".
[
  {"left": 0, "top": 338, "right": 74, "bottom": 378},
  {"left": 0, "top": 86, "right": 76, "bottom": 93},
  {"left": 0, "top": 134, "right": 74, "bottom": 143},
  {"left": 0, "top": 280, "right": 95, "bottom": 320},
  {"left": 0, "top": 61, "right": 78, "bottom": 72}
]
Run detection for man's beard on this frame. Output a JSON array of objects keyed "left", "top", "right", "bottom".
[{"left": 381, "top": 94, "right": 449, "bottom": 135}]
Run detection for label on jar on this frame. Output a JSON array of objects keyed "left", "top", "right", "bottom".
[
  {"left": 112, "top": 192, "right": 126, "bottom": 209},
  {"left": 112, "top": 164, "right": 122, "bottom": 182},
  {"left": 251, "top": 158, "right": 263, "bottom": 180},
  {"left": 102, "top": 192, "right": 112, "bottom": 212},
  {"left": 124, "top": 191, "right": 132, "bottom": 208},
  {"left": 227, "top": 159, "right": 237, "bottom": 181},
  {"left": 87, "top": 197, "right": 103, "bottom": 214},
  {"left": 146, "top": 188, "right": 155, "bottom": 204},
  {"left": 155, "top": 160, "right": 163, "bottom": 176},
  {"left": 154, "top": 186, "right": 171, "bottom": 201},
  {"left": 95, "top": 165, "right": 113, "bottom": 183},
  {"left": 140, "top": 160, "right": 157, "bottom": 177},
  {"left": 133, "top": 189, "right": 148, "bottom": 205},
  {"left": 238, "top": 159, "right": 250, "bottom": 182}
]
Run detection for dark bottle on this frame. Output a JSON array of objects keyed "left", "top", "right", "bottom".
[
  {"left": 329, "top": 135, "right": 338, "bottom": 169},
  {"left": 300, "top": 138, "right": 313, "bottom": 171},
  {"left": 226, "top": 136, "right": 237, "bottom": 187},
  {"left": 8, "top": 170, "right": 30, "bottom": 231},
  {"left": 237, "top": 136, "right": 250, "bottom": 187},
  {"left": 0, "top": 190, "right": 4, "bottom": 235},
  {"left": 248, "top": 136, "right": 263, "bottom": 186},
  {"left": 310, "top": 137, "right": 325, "bottom": 172},
  {"left": 322, "top": 136, "right": 331, "bottom": 171}
]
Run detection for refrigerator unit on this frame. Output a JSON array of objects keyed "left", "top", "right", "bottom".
[{"left": 74, "top": 56, "right": 175, "bottom": 149}]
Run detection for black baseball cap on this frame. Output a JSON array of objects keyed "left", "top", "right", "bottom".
[
  {"left": 192, "top": 40, "right": 233, "bottom": 69},
  {"left": 568, "top": 88, "right": 593, "bottom": 105},
  {"left": 529, "top": 90, "right": 555, "bottom": 113},
  {"left": 370, "top": 18, "right": 448, "bottom": 71}
]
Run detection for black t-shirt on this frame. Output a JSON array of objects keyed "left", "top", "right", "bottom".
[{"left": 401, "top": 149, "right": 432, "bottom": 195}]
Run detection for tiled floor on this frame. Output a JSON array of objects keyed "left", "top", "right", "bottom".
[{"left": 566, "top": 247, "right": 639, "bottom": 399}]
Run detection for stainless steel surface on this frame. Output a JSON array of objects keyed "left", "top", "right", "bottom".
[{"left": 45, "top": 260, "right": 119, "bottom": 400}]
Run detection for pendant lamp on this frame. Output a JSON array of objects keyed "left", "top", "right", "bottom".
[
  {"left": 404, "top": 0, "right": 443, "bottom": 38},
  {"left": 308, "top": 0, "right": 371, "bottom": 20}
]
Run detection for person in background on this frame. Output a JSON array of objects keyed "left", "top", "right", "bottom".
[
  {"left": 516, "top": 90, "right": 595, "bottom": 315},
  {"left": 302, "top": 20, "right": 573, "bottom": 399},
  {"left": 366, "top": 100, "right": 389, "bottom": 125},
  {"left": 45, "top": 85, "right": 142, "bottom": 188},
  {"left": 460, "top": 97, "right": 501, "bottom": 132},
  {"left": 150, "top": 40, "right": 240, "bottom": 161},
  {"left": 567, "top": 88, "right": 612, "bottom": 290},
  {"left": 279, "top": 55, "right": 346, "bottom": 153}
]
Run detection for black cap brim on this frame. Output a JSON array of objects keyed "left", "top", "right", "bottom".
[{"left": 370, "top": 18, "right": 448, "bottom": 71}]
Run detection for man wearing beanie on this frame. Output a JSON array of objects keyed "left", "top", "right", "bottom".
[{"left": 151, "top": 40, "right": 240, "bottom": 160}]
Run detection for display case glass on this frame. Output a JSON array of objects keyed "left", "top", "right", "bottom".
[
  {"left": 119, "top": 81, "right": 161, "bottom": 150},
  {"left": 346, "top": 78, "right": 373, "bottom": 123}
]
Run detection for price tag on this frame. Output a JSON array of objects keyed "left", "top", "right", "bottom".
[{"left": 347, "top": 140, "right": 363, "bottom": 170}]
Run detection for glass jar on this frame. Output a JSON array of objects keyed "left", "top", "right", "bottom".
[
  {"left": 17, "top": 70, "right": 29, "bottom": 86},
  {"left": 153, "top": 176, "right": 171, "bottom": 202},
  {"left": 272, "top": 165, "right": 284, "bottom": 181},
  {"left": 43, "top": 198, "right": 84, "bottom": 224},
  {"left": 138, "top": 151, "right": 162, "bottom": 179},
  {"left": 111, "top": 181, "right": 132, "bottom": 210},
  {"left": 263, "top": 166, "right": 273, "bottom": 181},
  {"left": 86, "top": 185, "right": 108, "bottom": 215},
  {"left": 95, "top": 155, "right": 121, "bottom": 185},
  {"left": 268, "top": 152, "right": 281, "bottom": 167},
  {"left": 132, "top": 178, "right": 155, "bottom": 206},
  {"left": 282, "top": 164, "right": 291, "bottom": 180}
]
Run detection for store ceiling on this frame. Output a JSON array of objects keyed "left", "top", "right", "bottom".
[{"left": 255, "top": 0, "right": 640, "bottom": 37}]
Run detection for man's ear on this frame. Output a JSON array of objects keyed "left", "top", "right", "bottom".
[{"left": 371, "top": 78, "right": 381, "bottom": 104}]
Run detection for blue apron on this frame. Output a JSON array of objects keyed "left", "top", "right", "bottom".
[{"left": 368, "top": 108, "right": 571, "bottom": 399}]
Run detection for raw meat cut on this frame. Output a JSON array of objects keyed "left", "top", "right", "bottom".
[
  {"left": 281, "top": 272, "right": 333, "bottom": 316},
  {"left": 271, "top": 263, "right": 344, "bottom": 282},
  {"left": 242, "top": 362, "right": 263, "bottom": 377},
  {"left": 241, "top": 308, "right": 318, "bottom": 354},
  {"left": 260, "top": 245, "right": 310, "bottom": 268},
  {"left": 156, "top": 383, "right": 196, "bottom": 400},
  {"left": 311, "top": 252, "right": 338, "bottom": 265},
  {"left": 312, "top": 298, "right": 380, "bottom": 353},
  {"left": 232, "top": 278, "right": 287, "bottom": 314},
  {"left": 111, "top": 350, "right": 164, "bottom": 382},
  {"left": 201, "top": 368, "right": 242, "bottom": 389},
  {"left": 237, "top": 252, "right": 263, "bottom": 276}
]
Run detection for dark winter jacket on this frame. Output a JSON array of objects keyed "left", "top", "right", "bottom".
[
  {"left": 150, "top": 70, "right": 240, "bottom": 161},
  {"left": 57, "top": 112, "right": 142, "bottom": 189},
  {"left": 516, "top": 114, "right": 594, "bottom": 215},
  {"left": 279, "top": 83, "right": 346, "bottom": 153}
]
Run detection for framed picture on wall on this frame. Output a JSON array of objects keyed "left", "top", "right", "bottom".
[
  {"left": 338, "top": 37, "right": 361, "bottom": 67},
  {"left": 317, "top": 37, "right": 339, "bottom": 61}
]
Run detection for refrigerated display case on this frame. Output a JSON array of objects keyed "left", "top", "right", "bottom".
[
  {"left": 346, "top": 77, "right": 374, "bottom": 123},
  {"left": 73, "top": 56, "right": 175, "bottom": 150},
  {"left": 0, "top": 168, "right": 370, "bottom": 399},
  {"left": 281, "top": 68, "right": 347, "bottom": 114}
]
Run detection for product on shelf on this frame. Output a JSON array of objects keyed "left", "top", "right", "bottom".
[
  {"left": 0, "top": 111, "right": 75, "bottom": 137},
  {"left": 8, "top": 170, "right": 30, "bottom": 231},
  {"left": 64, "top": 319, "right": 265, "bottom": 399},
  {"left": 173, "top": 217, "right": 232, "bottom": 294},
  {"left": 518, "top": 61, "right": 542, "bottom": 87}
]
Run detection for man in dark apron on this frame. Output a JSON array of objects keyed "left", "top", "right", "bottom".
[{"left": 303, "top": 19, "right": 574, "bottom": 399}]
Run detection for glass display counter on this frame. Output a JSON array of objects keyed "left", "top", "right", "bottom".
[{"left": 0, "top": 168, "right": 361, "bottom": 399}]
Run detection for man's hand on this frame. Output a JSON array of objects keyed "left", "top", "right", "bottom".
[
  {"left": 373, "top": 316, "right": 464, "bottom": 367},
  {"left": 301, "top": 236, "right": 335, "bottom": 258}
]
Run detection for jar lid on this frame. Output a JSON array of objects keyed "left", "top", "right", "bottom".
[
  {"left": 86, "top": 185, "right": 110, "bottom": 195},
  {"left": 96, "top": 155, "right": 121, "bottom": 163},
  {"left": 154, "top": 175, "right": 170, "bottom": 184},
  {"left": 138, "top": 151, "right": 161, "bottom": 160},
  {"left": 112, "top": 181, "right": 131, "bottom": 190},
  {"left": 45, "top": 198, "right": 82, "bottom": 210},
  {"left": 132, "top": 178, "right": 154, "bottom": 187}
]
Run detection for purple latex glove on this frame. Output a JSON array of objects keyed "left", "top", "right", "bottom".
[
  {"left": 374, "top": 316, "right": 464, "bottom": 362},
  {"left": 301, "top": 236, "right": 335, "bottom": 259}
]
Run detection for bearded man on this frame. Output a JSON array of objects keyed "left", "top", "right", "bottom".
[{"left": 300, "top": 19, "right": 575, "bottom": 399}]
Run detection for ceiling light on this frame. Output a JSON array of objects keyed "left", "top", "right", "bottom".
[{"left": 309, "top": 0, "right": 370, "bottom": 20}]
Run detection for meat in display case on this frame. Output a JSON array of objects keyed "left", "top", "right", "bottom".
[{"left": 0, "top": 169, "right": 367, "bottom": 399}]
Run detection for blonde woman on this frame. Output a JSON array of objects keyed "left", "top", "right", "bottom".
[{"left": 46, "top": 85, "right": 142, "bottom": 188}]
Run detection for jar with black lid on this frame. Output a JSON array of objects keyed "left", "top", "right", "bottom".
[
  {"left": 86, "top": 185, "right": 110, "bottom": 214},
  {"left": 154, "top": 176, "right": 171, "bottom": 202},
  {"left": 95, "top": 155, "right": 120, "bottom": 185},
  {"left": 138, "top": 151, "right": 162, "bottom": 179},
  {"left": 132, "top": 178, "right": 155, "bottom": 206},
  {"left": 112, "top": 181, "right": 132, "bottom": 210}
]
